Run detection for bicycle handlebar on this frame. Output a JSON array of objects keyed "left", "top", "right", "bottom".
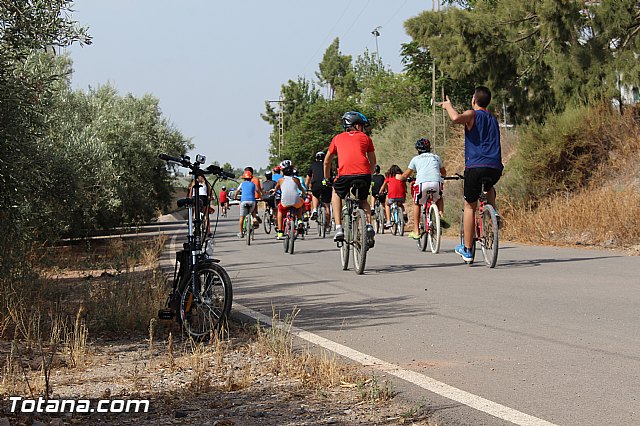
[
  {"left": 159, "top": 153, "right": 235, "bottom": 179},
  {"left": 444, "top": 173, "right": 464, "bottom": 180}
]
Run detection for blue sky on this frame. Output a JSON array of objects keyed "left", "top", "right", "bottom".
[{"left": 66, "top": 1, "right": 434, "bottom": 169}]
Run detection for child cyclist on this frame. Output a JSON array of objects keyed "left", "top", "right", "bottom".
[
  {"left": 379, "top": 165, "right": 407, "bottom": 229},
  {"left": 396, "top": 138, "right": 449, "bottom": 239},
  {"left": 219, "top": 185, "right": 229, "bottom": 216},
  {"left": 235, "top": 171, "right": 260, "bottom": 238},
  {"left": 272, "top": 160, "right": 307, "bottom": 240}
]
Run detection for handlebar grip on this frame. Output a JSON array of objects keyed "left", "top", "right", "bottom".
[{"left": 159, "top": 153, "right": 182, "bottom": 163}]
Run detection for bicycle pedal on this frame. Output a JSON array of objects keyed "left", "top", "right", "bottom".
[{"left": 158, "top": 308, "right": 175, "bottom": 320}]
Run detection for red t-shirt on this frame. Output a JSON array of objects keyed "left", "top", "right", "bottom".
[
  {"left": 384, "top": 176, "right": 406, "bottom": 199},
  {"left": 327, "top": 131, "right": 375, "bottom": 177},
  {"left": 219, "top": 190, "right": 228, "bottom": 203}
]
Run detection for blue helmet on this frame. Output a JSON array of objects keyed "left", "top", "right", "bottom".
[{"left": 342, "top": 111, "right": 370, "bottom": 130}]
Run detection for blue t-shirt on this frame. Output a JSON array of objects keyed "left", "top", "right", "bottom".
[
  {"left": 239, "top": 181, "right": 257, "bottom": 202},
  {"left": 464, "top": 109, "right": 503, "bottom": 170}
]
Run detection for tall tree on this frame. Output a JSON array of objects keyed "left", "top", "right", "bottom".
[{"left": 316, "top": 38, "right": 356, "bottom": 100}]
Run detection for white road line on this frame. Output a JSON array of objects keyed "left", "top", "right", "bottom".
[{"left": 235, "top": 303, "right": 557, "bottom": 426}]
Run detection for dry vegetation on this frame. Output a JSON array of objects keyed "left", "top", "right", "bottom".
[{"left": 1, "top": 238, "right": 433, "bottom": 425}]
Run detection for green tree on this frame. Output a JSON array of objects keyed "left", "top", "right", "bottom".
[{"left": 316, "top": 38, "right": 356, "bottom": 100}]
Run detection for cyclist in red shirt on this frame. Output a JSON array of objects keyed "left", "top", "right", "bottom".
[
  {"left": 323, "top": 111, "right": 377, "bottom": 246},
  {"left": 219, "top": 185, "right": 229, "bottom": 217},
  {"left": 379, "top": 165, "right": 407, "bottom": 228}
]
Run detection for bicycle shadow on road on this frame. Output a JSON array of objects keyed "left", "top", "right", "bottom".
[{"left": 497, "top": 255, "right": 621, "bottom": 269}]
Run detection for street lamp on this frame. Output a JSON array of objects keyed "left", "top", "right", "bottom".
[{"left": 371, "top": 26, "right": 381, "bottom": 59}]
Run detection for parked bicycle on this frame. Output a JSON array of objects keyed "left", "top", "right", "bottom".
[
  {"left": 449, "top": 173, "right": 499, "bottom": 268},
  {"left": 336, "top": 180, "right": 370, "bottom": 275},
  {"left": 157, "top": 153, "right": 234, "bottom": 338}
]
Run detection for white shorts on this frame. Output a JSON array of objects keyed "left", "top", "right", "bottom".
[{"left": 412, "top": 181, "right": 442, "bottom": 205}]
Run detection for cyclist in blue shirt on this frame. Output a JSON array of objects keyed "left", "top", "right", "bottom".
[
  {"left": 438, "top": 86, "right": 503, "bottom": 262},
  {"left": 235, "top": 170, "right": 259, "bottom": 238}
]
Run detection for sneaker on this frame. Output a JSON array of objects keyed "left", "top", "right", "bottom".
[
  {"left": 366, "top": 224, "right": 375, "bottom": 248},
  {"left": 276, "top": 231, "right": 284, "bottom": 240},
  {"left": 455, "top": 244, "right": 473, "bottom": 262},
  {"left": 440, "top": 218, "right": 451, "bottom": 229},
  {"left": 403, "top": 213, "right": 408, "bottom": 222},
  {"left": 333, "top": 229, "right": 345, "bottom": 242},
  {"left": 237, "top": 232, "right": 244, "bottom": 239},
  {"left": 384, "top": 221, "right": 392, "bottom": 229},
  {"left": 495, "top": 213, "right": 504, "bottom": 229},
  {"left": 310, "top": 210, "right": 318, "bottom": 220},
  {"left": 408, "top": 231, "right": 420, "bottom": 240},
  {"left": 256, "top": 216, "right": 263, "bottom": 224}
]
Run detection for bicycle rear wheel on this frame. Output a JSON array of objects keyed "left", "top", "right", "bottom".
[
  {"left": 318, "top": 205, "right": 326, "bottom": 238},
  {"left": 283, "top": 218, "right": 290, "bottom": 253},
  {"left": 427, "top": 203, "right": 441, "bottom": 254},
  {"left": 244, "top": 217, "right": 251, "bottom": 245},
  {"left": 480, "top": 204, "right": 499, "bottom": 268},
  {"left": 418, "top": 206, "right": 428, "bottom": 252},
  {"left": 180, "top": 262, "right": 233, "bottom": 338},
  {"left": 340, "top": 207, "right": 350, "bottom": 270},
  {"left": 459, "top": 209, "right": 476, "bottom": 264},
  {"left": 352, "top": 209, "right": 367, "bottom": 275},
  {"left": 391, "top": 207, "right": 398, "bottom": 235},
  {"left": 288, "top": 219, "right": 296, "bottom": 254},
  {"left": 263, "top": 210, "right": 272, "bottom": 234}
]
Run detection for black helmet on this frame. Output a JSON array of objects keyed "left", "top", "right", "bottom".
[
  {"left": 315, "top": 151, "right": 325, "bottom": 161},
  {"left": 342, "top": 111, "right": 370, "bottom": 130},
  {"left": 415, "top": 137, "right": 431, "bottom": 153},
  {"left": 221, "top": 185, "right": 226, "bottom": 190},
  {"left": 375, "top": 165, "right": 380, "bottom": 174}
]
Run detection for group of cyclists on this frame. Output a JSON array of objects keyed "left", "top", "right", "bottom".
[{"left": 215, "top": 86, "right": 503, "bottom": 263}]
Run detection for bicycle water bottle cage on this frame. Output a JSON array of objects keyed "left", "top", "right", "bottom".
[{"left": 177, "top": 197, "right": 194, "bottom": 208}]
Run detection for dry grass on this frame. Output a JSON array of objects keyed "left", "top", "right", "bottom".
[{"left": 502, "top": 185, "right": 640, "bottom": 248}]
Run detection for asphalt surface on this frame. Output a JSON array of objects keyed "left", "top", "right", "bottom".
[{"left": 158, "top": 209, "right": 639, "bottom": 426}]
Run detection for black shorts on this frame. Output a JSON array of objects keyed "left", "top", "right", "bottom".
[
  {"left": 333, "top": 174, "right": 372, "bottom": 201},
  {"left": 311, "top": 185, "right": 332, "bottom": 204},
  {"left": 263, "top": 196, "right": 276, "bottom": 209},
  {"left": 464, "top": 167, "right": 502, "bottom": 203}
]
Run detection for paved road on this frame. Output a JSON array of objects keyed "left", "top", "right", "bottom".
[{"left": 159, "top": 210, "right": 639, "bottom": 426}]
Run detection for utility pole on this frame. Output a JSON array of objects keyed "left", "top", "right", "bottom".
[
  {"left": 431, "top": 1, "right": 437, "bottom": 146},
  {"left": 267, "top": 96, "right": 285, "bottom": 157}
]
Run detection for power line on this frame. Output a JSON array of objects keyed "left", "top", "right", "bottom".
[{"left": 301, "top": 3, "right": 353, "bottom": 77}]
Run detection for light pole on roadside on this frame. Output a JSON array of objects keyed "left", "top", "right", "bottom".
[
  {"left": 267, "top": 96, "right": 284, "bottom": 157},
  {"left": 371, "top": 26, "right": 381, "bottom": 59}
]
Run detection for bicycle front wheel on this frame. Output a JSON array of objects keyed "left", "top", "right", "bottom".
[
  {"left": 480, "top": 204, "right": 499, "bottom": 268},
  {"left": 340, "top": 208, "right": 350, "bottom": 270},
  {"left": 180, "top": 262, "right": 233, "bottom": 338},
  {"left": 283, "top": 219, "right": 290, "bottom": 253},
  {"left": 427, "top": 203, "right": 441, "bottom": 254},
  {"left": 352, "top": 209, "right": 367, "bottom": 275}
]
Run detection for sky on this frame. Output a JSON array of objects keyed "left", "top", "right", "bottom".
[{"left": 66, "top": 1, "right": 435, "bottom": 169}]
